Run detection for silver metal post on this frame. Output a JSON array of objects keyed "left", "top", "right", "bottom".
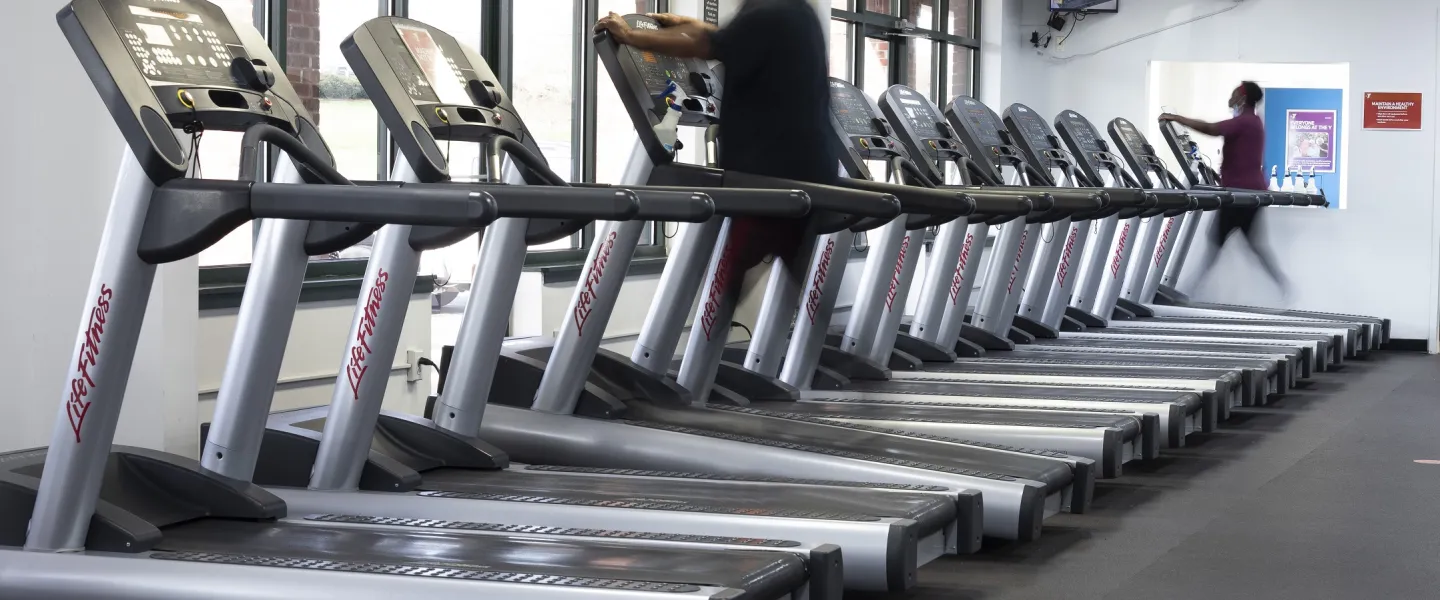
[
  {"left": 630, "top": 219, "right": 723, "bottom": 375},
  {"left": 1093, "top": 216, "right": 1141, "bottom": 318},
  {"left": 26, "top": 149, "right": 158, "bottom": 552},
  {"left": 1139, "top": 213, "right": 1185, "bottom": 302},
  {"left": 531, "top": 219, "right": 647, "bottom": 413},
  {"left": 993, "top": 222, "right": 1045, "bottom": 334},
  {"left": 931, "top": 222, "right": 990, "bottom": 347},
  {"left": 1157, "top": 209, "right": 1204, "bottom": 294},
  {"left": 1016, "top": 219, "right": 1071, "bottom": 321},
  {"left": 777, "top": 231, "right": 853, "bottom": 389},
  {"left": 1120, "top": 215, "right": 1167, "bottom": 302},
  {"left": 201, "top": 157, "right": 309, "bottom": 480},
  {"left": 908, "top": 219, "right": 968, "bottom": 343},
  {"left": 308, "top": 161, "right": 424, "bottom": 492},
  {"left": 432, "top": 218, "right": 529, "bottom": 436},
  {"left": 867, "top": 228, "right": 924, "bottom": 362},
  {"left": 1070, "top": 215, "right": 1117, "bottom": 315},
  {"left": 838, "top": 216, "right": 908, "bottom": 357},
  {"left": 970, "top": 221, "right": 1029, "bottom": 337},
  {"left": 742, "top": 249, "right": 809, "bottom": 377},
  {"left": 1039, "top": 219, "right": 1093, "bottom": 328},
  {"left": 674, "top": 219, "right": 746, "bottom": 402}
]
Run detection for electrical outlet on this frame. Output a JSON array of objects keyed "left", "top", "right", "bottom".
[{"left": 407, "top": 350, "right": 425, "bottom": 382}]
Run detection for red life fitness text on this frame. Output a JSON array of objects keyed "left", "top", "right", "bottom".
[
  {"left": 1005, "top": 229, "right": 1030, "bottom": 294},
  {"left": 804, "top": 239, "right": 838, "bottom": 323},
  {"left": 573, "top": 231, "right": 619, "bottom": 336},
  {"left": 1055, "top": 226, "right": 1080, "bottom": 287},
  {"left": 347, "top": 269, "right": 389, "bottom": 400},
  {"left": 1110, "top": 222, "right": 1132, "bottom": 278},
  {"left": 949, "top": 232, "right": 975, "bottom": 305},
  {"left": 1152, "top": 218, "right": 1175, "bottom": 267},
  {"left": 68, "top": 284, "right": 113, "bottom": 443},
  {"left": 884, "top": 236, "right": 911, "bottom": 311}
]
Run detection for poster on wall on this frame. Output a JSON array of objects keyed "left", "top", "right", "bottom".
[
  {"left": 1363, "top": 92, "right": 1422, "bottom": 130},
  {"left": 1263, "top": 87, "right": 1344, "bottom": 209},
  {"left": 1285, "top": 110, "right": 1336, "bottom": 173}
]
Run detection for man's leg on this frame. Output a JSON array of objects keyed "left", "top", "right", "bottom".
[
  {"left": 1238, "top": 208, "right": 1291, "bottom": 294},
  {"left": 1189, "top": 209, "right": 1235, "bottom": 288}
]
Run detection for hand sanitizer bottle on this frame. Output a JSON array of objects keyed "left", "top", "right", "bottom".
[
  {"left": 1268, "top": 166, "right": 1281, "bottom": 191},
  {"left": 1304, "top": 167, "right": 1320, "bottom": 195},
  {"left": 1280, "top": 167, "right": 1296, "bottom": 192}
]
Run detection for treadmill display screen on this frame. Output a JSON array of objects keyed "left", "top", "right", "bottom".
[
  {"left": 621, "top": 19, "right": 701, "bottom": 98},
  {"left": 830, "top": 80, "right": 884, "bottom": 136},
  {"left": 394, "top": 23, "right": 472, "bottom": 105},
  {"left": 107, "top": 2, "right": 243, "bottom": 86},
  {"left": 1058, "top": 111, "right": 1104, "bottom": 153},
  {"left": 891, "top": 87, "right": 942, "bottom": 139},
  {"left": 953, "top": 97, "right": 1003, "bottom": 148},
  {"left": 1008, "top": 104, "right": 1057, "bottom": 151},
  {"left": 1112, "top": 118, "right": 1151, "bottom": 158}
]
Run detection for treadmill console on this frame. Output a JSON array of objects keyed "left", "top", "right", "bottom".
[
  {"left": 943, "top": 96, "right": 1025, "bottom": 185},
  {"left": 58, "top": 0, "right": 324, "bottom": 183},
  {"left": 1107, "top": 118, "right": 1173, "bottom": 190},
  {"left": 1157, "top": 120, "right": 1215, "bottom": 187},
  {"left": 344, "top": 17, "right": 534, "bottom": 182},
  {"left": 877, "top": 85, "right": 968, "bottom": 184},
  {"left": 1055, "top": 110, "right": 1134, "bottom": 189},
  {"left": 1002, "top": 103, "right": 1078, "bottom": 187},
  {"left": 826, "top": 78, "right": 907, "bottom": 180},
  {"left": 596, "top": 15, "right": 722, "bottom": 167}
]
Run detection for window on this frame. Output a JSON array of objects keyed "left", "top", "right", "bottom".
[
  {"left": 831, "top": 0, "right": 980, "bottom": 104},
  {"left": 594, "top": 0, "right": 651, "bottom": 186},
  {"left": 292, "top": 1, "right": 381, "bottom": 182},
  {"left": 511, "top": 0, "right": 577, "bottom": 184}
]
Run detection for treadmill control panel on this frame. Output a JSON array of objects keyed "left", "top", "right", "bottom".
[
  {"left": 345, "top": 17, "right": 533, "bottom": 182},
  {"left": 595, "top": 15, "right": 722, "bottom": 167},
  {"left": 826, "top": 78, "right": 906, "bottom": 180},
  {"left": 1002, "top": 103, "right": 1076, "bottom": 186},
  {"left": 943, "top": 96, "right": 1025, "bottom": 185},
  {"left": 59, "top": 0, "right": 322, "bottom": 183},
  {"left": 878, "top": 85, "right": 968, "bottom": 184},
  {"left": 1107, "top": 117, "right": 1172, "bottom": 189},
  {"left": 1054, "top": 110, "right": 1131, "bottom": 188}
]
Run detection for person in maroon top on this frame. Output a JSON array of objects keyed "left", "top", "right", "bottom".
[{"left": 1161, "top": 82, "right": 1288, "bottom": 295}]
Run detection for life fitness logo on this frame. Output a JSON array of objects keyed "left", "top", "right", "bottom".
[
  {"left": 699, "top": 225, "right": 745, "bottom": 341},
  {"left": 1054, "top": 226, "right": 1081, "bottom": 288},
  {"left": 1109, "top": 222, "right": 1132, "bottom": 277},
  {"left": 883, "top": 236, "right": 912, "bottom": 311},
  {"left": 347, "top": 269, "right": 390, "bottom": 400},
  {"left": 1152, "top": 218, "right": 1175, "bottom": 267},
  {"left": 1005, "top": 229, "right": 1030, "bottom": 294},
  {"left": 804, "top": 239, "right": 838, "bottom": 323},
  {"left": 67, "top": 284, "right": 113, "bottom": 443},
  {"left": 573, "top": 231, "right": 620, "bottom": 336},
  {"left": 948, "top": 233, "right": 975, "bottom": 305}
]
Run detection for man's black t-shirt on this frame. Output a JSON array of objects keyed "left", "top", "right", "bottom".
[
  {"left": 707, "top": 0, "right": 838, "bottom": 268},
  {"left": 708, "top": 0, "right": 838, "bottom": 185}
]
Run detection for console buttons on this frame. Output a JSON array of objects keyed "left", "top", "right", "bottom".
[
  {"left": 177, "top": 89, "right": 195, "bottom": 109},
  {"left": 859, "top": 138, "right": 870, "bottom": 149}
]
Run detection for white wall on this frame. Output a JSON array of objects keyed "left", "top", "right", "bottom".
[
  {"left": 198, "top": 295, "right": 434, "bottom": 441},
  {"left": 0, "top": 3, "right": 200, "bottom": 454},
  {"left": 991, "top": 0, "right": 1440, "bottom": 345}
]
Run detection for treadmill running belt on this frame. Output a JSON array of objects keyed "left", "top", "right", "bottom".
[
  {"left": 159, "top": 519, "right": 805, "bottom": 595},
  {"left": 749, "top": 402, "right": 1141, "bottom": 437},
  {"left": 420, "top": 468, "right": 955, "bottom": 531}
]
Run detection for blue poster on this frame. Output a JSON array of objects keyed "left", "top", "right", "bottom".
[{"left": 1263, "top": 88, "right": 1343, "bottom": 209}]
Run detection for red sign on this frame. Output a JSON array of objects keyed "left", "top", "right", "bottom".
[{"left": 1364, "top": 92, "right": 1423, "bottom": 130}]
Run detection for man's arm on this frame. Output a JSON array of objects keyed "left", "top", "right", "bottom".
[
  {"left": 1159, "top": 113, "right": 1222, "bottom": 136},
  {"left": 595, "top": 12, "right": 715, "bottom": 59}
]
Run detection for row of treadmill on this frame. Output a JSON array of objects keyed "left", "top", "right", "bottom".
[{"left": 0, "top": 3, "right": 1388, "bottom": 599}]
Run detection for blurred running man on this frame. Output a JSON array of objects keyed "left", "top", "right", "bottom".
[{"left": 1161, "top": 81, "right": 1289, "bottom": 295}]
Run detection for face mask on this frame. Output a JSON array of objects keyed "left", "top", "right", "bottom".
[{"left": 1231, "top": 105, "right": 1243, "bottom": 117}]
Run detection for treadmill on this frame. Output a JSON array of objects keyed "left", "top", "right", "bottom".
[
  {"left": 1, "top": 3, "right": 815, "bottom": 598},
  {"left": 216, "top": 16, "right": 951, "bottom": 594},
  {"left": 726, "top": 83, "right": 1167, "bottom": 478},
  {"left": 1057, "top": 116, "right": 1364, "bottom": 365},
  {"left": 1145, "top": 119, "right": 1389, "bottom": 348},
  {"left": 764, "top": 88, "right": 1221, "bottom": 446},
  {"left": 471, "top": 15, "right": 1093, "bottom": 545}
]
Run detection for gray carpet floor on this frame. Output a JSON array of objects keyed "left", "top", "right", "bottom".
[{"left": 854, "top": 351, "right": 1440, "bottom": 599}]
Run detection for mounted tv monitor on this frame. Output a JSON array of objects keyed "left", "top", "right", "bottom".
[{"left": 1051, "top": 0, "right": 1119, "bottom": 12}]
